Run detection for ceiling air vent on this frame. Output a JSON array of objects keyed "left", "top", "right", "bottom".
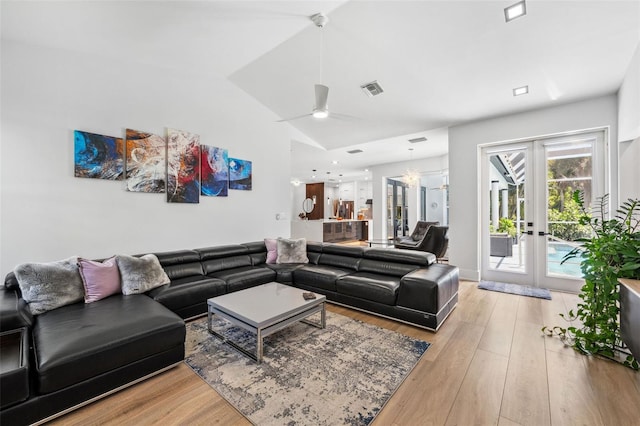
[
  {"left": 408, "top": 137, "right": 428, "bottom": 143},
  {"left": 360, "top": 80, "right": 384, "bottom": 97},
  {"left": 347, "top": 149, "right": 363, "bottom": 154}
]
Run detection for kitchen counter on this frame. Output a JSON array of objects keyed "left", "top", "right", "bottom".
[{"left": 291, "top": 219, "right": 371, "bottom": 243}]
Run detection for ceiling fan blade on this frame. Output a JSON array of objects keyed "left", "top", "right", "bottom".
[
  {"left": 329, "top": 112, "right": 361, "bottom": 121},
  {"left": 275, "top": 113, "right": 313, "bottom": 122},
  {"left": 314, "top": 84, "right": 329, "bottom": 110}
]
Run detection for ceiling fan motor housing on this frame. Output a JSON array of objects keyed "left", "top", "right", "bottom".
[{"left": 311, "top": 13, "right": 328, "bottom": 27}]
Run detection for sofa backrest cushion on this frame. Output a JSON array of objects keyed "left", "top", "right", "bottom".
[
  {"left": 306, "top": 241, "right": 323, "bottom": 264},
  {"left": 153, "top": 249, "right": 204, "bottom": 280},
  {"left": 154, "top": 250, "right": 201, "bottom": 266},
  {"left": 162, "top": 263, "right": 204, "bottom": 280},
  {"left": 358, "top": 259, "right": 420, "bottom": 277},
  {"left": 242, "top": 241, "right": 269, "bottom": 265},
  {"left": 318, "top": 254, "right": 361, "bottom": 271},
  {"left": 202, "top": 255, "right": 252, "bottom": 274},
  {"left": 363, "top": 248, "right": 435, "bottom": 266},
  {"left": 322, "top": 244, "right": 365, "bottom": 257},
  {"left": 316, "top": 244, "right": 364, "bottom": 271},
  {"left": 196, "top": 245, "right": 248, "bottom": 261}
]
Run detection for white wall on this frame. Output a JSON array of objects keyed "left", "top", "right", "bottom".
[
  {"left": 370, "top": 154, "right": 449, "bottom": 240},
  {"left": 449, "top": 95, "right": 618, "bottom": 281},
  {"left": 618, "top": 43, "right": 640, "bottom": 201},
  {"left": 0, "top": 40, "right": 292, "bottom": 275},
  {"left": 618, "top": 44, "right": 640, "bottom": 143}
]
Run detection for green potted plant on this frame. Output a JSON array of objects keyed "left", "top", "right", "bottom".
[
  {"left": 543, "top": 191, "right": 640, "bottom": 369},
  {"left": 497, "top": 217, "right": 517, "bottom": 241}
]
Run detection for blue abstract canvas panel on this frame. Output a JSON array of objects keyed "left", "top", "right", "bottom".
[
  {"left": 229, "top": 158, "right": 252, "bottom": 191},
  {"left": 125, "top": 128, "right": 166, "bottom": 193},
  {"left": 74, "top": 130, "right": 124, "bottom": 180},
  {"left": 167, "top": 128, "right": 200, "bottom": 203},
  {"left": 201, "top": 146, "right": 228, "bottom": 197}
]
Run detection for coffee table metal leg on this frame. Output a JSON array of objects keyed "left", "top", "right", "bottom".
[
  {"left": 321, "top": 302, "right": 326, "bottom": 328},
  {"left": 256, "top": 328, "right": 263, "bottom": 363}
]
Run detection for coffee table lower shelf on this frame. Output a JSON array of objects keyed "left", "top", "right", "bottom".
[{"left": 207, "top": 302, "right": 326, "bottom": 363}]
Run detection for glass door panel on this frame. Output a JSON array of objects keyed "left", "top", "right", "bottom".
[
  {"left": 482, "top": 145, "right": 533, "bottom": 286},
  {"left": 536, "top": 132, "right": 604, "bottom": 292}
]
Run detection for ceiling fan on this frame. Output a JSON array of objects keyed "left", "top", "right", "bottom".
[{"left": 277, "top": 13, "right": 354, "bottom": 123}]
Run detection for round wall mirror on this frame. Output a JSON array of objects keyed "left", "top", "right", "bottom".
[{"left": 302, "top": 197, "right": 314, "bottom": 214}]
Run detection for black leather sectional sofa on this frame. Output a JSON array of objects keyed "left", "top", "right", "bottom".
[{"left": 0, "top": 240, "right": 458, "bottom": 425}]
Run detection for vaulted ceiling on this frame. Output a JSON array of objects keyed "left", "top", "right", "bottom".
[{"left": 3, "top": 1, "right": 639, "bottom": 183}]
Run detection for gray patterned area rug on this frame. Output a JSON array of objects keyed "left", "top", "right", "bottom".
[
  {"left": 478, "top": 280, "right": 552, "bottom": 300},
  {"left": 184, "top": 312, "right": 429, "bottom": 425}
]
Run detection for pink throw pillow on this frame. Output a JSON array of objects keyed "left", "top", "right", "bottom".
[
  {"left": 78, "top": 257, "right": 121, "bottom": 303},
  {"left": 265, "top": 238, "right": 278, "bottom": 264}
]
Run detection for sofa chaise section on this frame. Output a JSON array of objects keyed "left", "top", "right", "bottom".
[{"left": 0, "top": 276, "right": 185, "bottom": 426}]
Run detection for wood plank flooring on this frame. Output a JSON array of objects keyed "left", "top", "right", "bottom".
[{"left": 49, "top": 280, "right": 640, "bottom": 425}]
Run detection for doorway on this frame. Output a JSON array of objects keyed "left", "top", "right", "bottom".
[
  {"left": 480, "top": 130, "right": 606, "bottom": 292},
  {"left": 386, "top": 178, "right": 408, "bottom": 239}
]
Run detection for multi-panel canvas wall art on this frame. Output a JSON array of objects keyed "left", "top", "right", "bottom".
[
  {"left": 167, "top": 128, "right": 200, "bottom": 203},
  {"left": 125, "top": 129, "right": 166, "bottom": 193},
  {"left": 201, "top": 146, "right": 229, "bottom": 197},
  {"left": 229, "top": 158, "right": 252, "bottom": 190},
  {"left": 74, "top": 130, "right": 124, "bottom": 180}
]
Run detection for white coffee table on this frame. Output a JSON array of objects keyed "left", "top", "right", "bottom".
[{"left": 207, "top": 282, "right": 326, "bottom": 363}]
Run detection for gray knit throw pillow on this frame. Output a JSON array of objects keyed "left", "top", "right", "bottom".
[
  {"left": 14, "top": 257, "right": 84, "bottom": 315},
  {"left": 276, "top": 238, "right": 309, "bottom": 264},
  {"left": 116, "top": 254, "right": 170, "bottom": 295}
]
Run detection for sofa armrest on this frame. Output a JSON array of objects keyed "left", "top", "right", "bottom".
[
  {"left": 397, "top": 264, "right": 459, "bottom": 315},
  {"left": 0, "top": 286, "right": 33, "bottom": 332}
]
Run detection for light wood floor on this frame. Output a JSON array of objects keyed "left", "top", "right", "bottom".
[{"left": 50, "top": 280, "right": 640, "bottom": 426}]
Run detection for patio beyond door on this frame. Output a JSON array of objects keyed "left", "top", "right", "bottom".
[{"left": 481, "top": 131, "right": 606, "bottom": 292}]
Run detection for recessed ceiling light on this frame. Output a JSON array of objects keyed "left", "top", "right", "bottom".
[
  {"left": 312, "top": 175, "right": 316, "bottom": 178},
  {"left": 513, "top": 85, "right": 529, "bottom": 96},
  {"left": 332, "top": 160, "right": 339, "bottom": 164},
  {"left": 364, "top": 168, "right": 369, "bottom": 172},
  {"left": 504, "top": 1, "right": 526, "bottom": 22}
]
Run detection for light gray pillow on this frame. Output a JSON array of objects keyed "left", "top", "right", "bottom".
[
  {"left": 14, "top": 257, "right": 84, "bottom": 315},
  {"left": 116, "top": 254, "right": 170, "bottom": 295},
  {"left": 276, "top": 238, "right": 309, "bottom": 264}
]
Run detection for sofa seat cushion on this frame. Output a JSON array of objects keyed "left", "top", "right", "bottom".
[
  {"left": 33, "top": 294, "right": 185, "bottom": 394},
  {"left": 292, "top": 265, "right": 352, "bottom": 292},
  {"left": 146, "top": 276, "right": 226, "bottom": 311},
  {"left": 208, "top": 266, "right": 276, "bottom": 293},
  {"left": 264, "top": 263, "right": 306, "bottom": 283},
  {"left": 336, "top": 272, "right": 400, "bottom": 305}
]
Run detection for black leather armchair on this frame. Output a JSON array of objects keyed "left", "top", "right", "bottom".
[
  {"left": 395, "top": 223, "right": 449, "bottom": 262},
  {"left": 394, "top": 221, "right": 438, "bottom": 249}
]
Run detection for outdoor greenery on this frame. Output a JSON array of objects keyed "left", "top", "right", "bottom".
[
  {"left": 547, "top": 154, "right": 592, "bottom": 242},
  {"left": 543, "top": 192, "right": 640, "bottom": 369},
  {"left": 496, "top": 217, "right": 517, "bottom": 238}
]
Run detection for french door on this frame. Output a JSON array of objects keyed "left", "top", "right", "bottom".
[
  {"left": 386, "top": 179, "right": 408, "bottom": 239},
  {"left": 481, "top": 130, "right": 606, "bottom": 292}
]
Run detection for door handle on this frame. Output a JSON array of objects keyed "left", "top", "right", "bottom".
[
  {"left": 538, "top": 231, "right": 550, "bottom": 236},
  {"left": 526, "top": 231, "right": 533, "bottom": 235}
]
